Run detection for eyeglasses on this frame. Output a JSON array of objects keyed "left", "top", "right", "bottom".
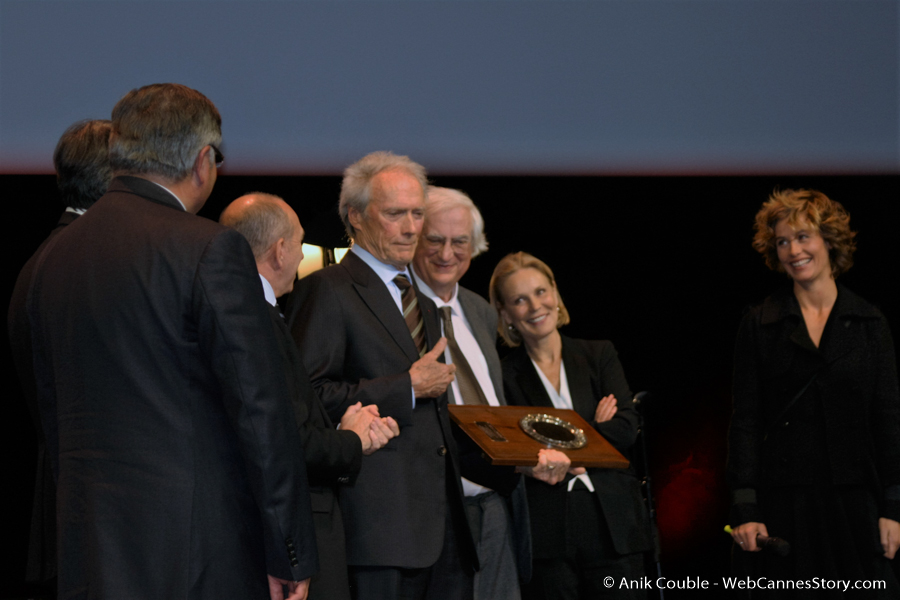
[{"left": 210, "top": 145, "right": 224, "bottom": 168}]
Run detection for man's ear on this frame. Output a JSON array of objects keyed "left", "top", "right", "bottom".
[
  {"left": 347, "top": 206, "right": 363, "bottom": 231},
  {"left": 192, "top": 145, "right": 214, "bottom": 187},
  {"left": 271, "top": 238, "right": 287, "bottom": 270}
]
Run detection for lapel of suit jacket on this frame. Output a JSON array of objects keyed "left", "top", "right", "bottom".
[
  {"left": 510, "top": 347, "right": 555, "bottom": 409},
  {"left": 458, "top": 287, "right": 505, "bottom": 404},
  {"left": 819, "top": 284, "right": 873, "bottom": 366},
  {"left": 561, "top": 336, "right": 596, "bottom": 422},
  {"left": 57, "top": 211, "right": 79, "bottom": 228},
  {"left": 342, "top": 251, "right": 420, "bottom": 363}
]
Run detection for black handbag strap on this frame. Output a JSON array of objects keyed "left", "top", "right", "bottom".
[{"left": 763, "top": 371, "right": 819, "bottom": 442}]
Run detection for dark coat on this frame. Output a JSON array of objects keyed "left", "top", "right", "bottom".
[
  {"left": 266, "top": 303, "right": 361, "bottom": 600},
  {"left": 285, "top": 250, "right": 478, "bottom": 570},
  {"left": 727, "top": 284, "right": 900, "bottom": 525},
  {"left": 502, "top": 336, "right": 653, "bottom": 557},
  {"left": 28, "top": 176, "right": 317, "bottom": 599},
  {"left": 8, "top": 210, "right": 77, "bottom": 583}
]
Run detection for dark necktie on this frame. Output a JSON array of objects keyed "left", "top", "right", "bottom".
[
  {"left": 439, "top": 306, "right": 488, "bottom": 405},
  {"left": 394, "top": 274, "right": 427, "bottom": 358}
]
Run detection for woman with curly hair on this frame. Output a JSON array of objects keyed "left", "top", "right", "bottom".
[{"left": 727, "top": 189, "right": 900, "bottom": 596}]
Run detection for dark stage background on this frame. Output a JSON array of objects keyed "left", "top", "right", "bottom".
[{"left": 3, "top": 173, "right": 898, "bottom": 598}]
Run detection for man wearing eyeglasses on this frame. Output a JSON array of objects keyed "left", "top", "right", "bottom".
[
  {"left": 27, "top": 83, "right": 317, "bottom": 600},
  {"left": 411, "top": 187, "right": 575, "bottom": 600}
]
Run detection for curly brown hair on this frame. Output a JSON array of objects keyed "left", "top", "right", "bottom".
[
  {"left": 752, "top": 189, "right": 857, "bottom": 277},
  {"left": 489, "top": 251, "right": 570, "bottom": 347}
]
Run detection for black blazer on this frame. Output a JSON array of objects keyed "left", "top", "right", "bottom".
[
  {"left": 727, "top": 284, "right": 900, "bottom": 525},
  {"left": 267, "top": 304, "right": 362, "bottom": 489},
  {"left": 28, "top": 176, "right": 317, "bottom": 598},
  {"left": 502, "top": 335, "right": 653, "bottom": 557},
  {"left": 8, "top": 209, "right": 77, "bottom": 582},
  {"left": 267, "top": 303, "right": 361, "bottom": 599},
  {"left": 286, "top": 250, "right": 477, "bottom": 570}
]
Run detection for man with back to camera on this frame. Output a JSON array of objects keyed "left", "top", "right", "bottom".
[
  {"left": 411, "top": 186, "right": 575, "bottom": 600},
  {"left": 285, "top": 151, "right": 485, "bottom": 600},
  {"left": 8, "top": 119, "right": 113, "bottom": 593},
  {"left": 220, "top": 192, "right": 401, "bottom": 600},
  {"left": 27, "top": 83, "right": 316, "bottom": 600}
]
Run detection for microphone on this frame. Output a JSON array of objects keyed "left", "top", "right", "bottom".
[
  {"left": 724, "top": 525, "right": 791, "bottom": 556},
  {"left": 756, "top": 533, "right": 791, "bottom": 556}
]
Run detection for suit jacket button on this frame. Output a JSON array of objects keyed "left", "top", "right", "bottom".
[
  {"left": 437, "top": 446, "right": 447, "bottom": 456},
  {"left": 291, "top": 558, "right": 299, "bottom": 567},
  {"left": 337, "top": 476, "right": 350, "bottom": 484}
]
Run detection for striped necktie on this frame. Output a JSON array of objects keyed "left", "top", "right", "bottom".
[
  {"left": 394, "top": 274, "right": 427, "bottom": 357},
  {"left": 439, "top": 306, "right": 488, "bottom": 405}
]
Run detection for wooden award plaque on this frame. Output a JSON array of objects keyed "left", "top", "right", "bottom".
[{"left": 448, "top": 405, "right": 629, "bottom": 469}]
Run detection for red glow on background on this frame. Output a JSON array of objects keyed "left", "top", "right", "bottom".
[{"left": 651, "top": 417, "right": 729, "bottom": 559}]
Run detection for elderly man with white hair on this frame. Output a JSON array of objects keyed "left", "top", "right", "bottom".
[
  {"left": 411, "top": 186, "right": 574, "bottom": 600},
  {"left": 287, "top": 152, "right": 475, "bottom": 600}
]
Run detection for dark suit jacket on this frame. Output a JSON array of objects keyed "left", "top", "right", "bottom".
[
  {"left": 502, "top": 335, "right": 653, "bottom": 557},
  {"left": 8, "top": 210, "right": 77, "bottom": 582},
  {"left": 286, "top": 250, "right": 477, "bottom": 570},
  {"left": 450, "top": 286, "right": 532, "bottom": 582},
  {"left": 267, "top": 302, "right": 361, "bottom": 599},
  {"left": 28, "top": 176, "right": 317, "bottom": 599},
  {"left": 727, "top": 284, "right": 900, "bottom": 525}
]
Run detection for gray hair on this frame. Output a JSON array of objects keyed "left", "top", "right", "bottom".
[
  {"left": 338, "top": 151, "right": 428, "bottom": 240},
  {"left": 425, "top": 186, "right": 488, "bottom": 258},
  {"left": 54, "top": 119, "right": 113, "bottom": 209},
  {"left": 109, "top": 83, "right": 222, "bottom": 180},
  {"left": 219, "top": 193, "right": 293, "bottom": 260}
]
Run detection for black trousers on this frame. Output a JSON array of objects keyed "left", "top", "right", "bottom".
[{"left": 522, "top": 482, "right": 646, "bottom": 600}]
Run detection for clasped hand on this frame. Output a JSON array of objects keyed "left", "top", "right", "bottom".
[{"left": 340, "top": 402, "right": 400, "bottom": 455}]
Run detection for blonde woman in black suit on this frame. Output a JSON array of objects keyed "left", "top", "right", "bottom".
[{"left": 490, "top": 252, "right": 652, "bottom": 600}]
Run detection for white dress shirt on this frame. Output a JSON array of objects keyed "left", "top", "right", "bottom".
[
  {"left": 531, "top": 359, "right": 595, "bottom": 493},
  {"left": 412, "top": 268, "right": 501, "bottom": 409},
  {"left": 413, "top": 268, "right": 500, "bottom": 496}
]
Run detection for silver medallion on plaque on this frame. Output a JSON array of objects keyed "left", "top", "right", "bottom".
[{"left": 519, "top": 413, "right": 588, "bottom": 449}]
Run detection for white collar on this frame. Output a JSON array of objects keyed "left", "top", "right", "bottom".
[
  {"left": 410, "top": 265, "right": 461, "bottom": 315},
  {"left": 351, "top": 244, "right": 411, "bottom": 287},
  {"left": 259, "top": 274, "right": 277, "bottom": 307}
]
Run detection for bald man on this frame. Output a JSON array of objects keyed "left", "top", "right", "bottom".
[{"left": 221, "top": 193, "right": 400, "bottom": 600}]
